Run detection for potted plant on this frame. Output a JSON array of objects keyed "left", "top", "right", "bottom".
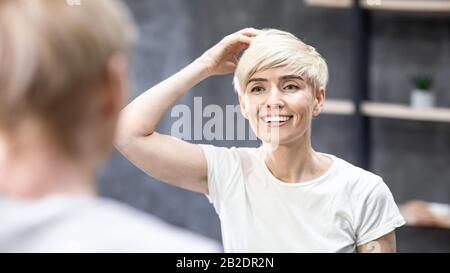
[{"left": 410, "top": 75, "right": 434, "bottom": 108}]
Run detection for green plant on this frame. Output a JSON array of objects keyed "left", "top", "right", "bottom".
[{"left": 413, "top": 76, "right": 433, "bottom": 91}]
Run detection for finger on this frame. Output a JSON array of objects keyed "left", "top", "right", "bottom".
[
  {"left": 230, "top": 34, "right": 253, "bottom": 46},
  {"left": 223, "top": 33, "right": 252, "bottom": 44},
  {"left": 224, "top": 61, "right": 237, "bottom": 71},
  {"left": 236, "top": 41, "right": 250, "bottom": 53},
  {"left": 230, "top": 55, "right": 238, "bottom": 65},
  {"left": 237, "top": 27, "right": 260, "bottom": 37},
  {"left": 218, "top": 35, "right": 252, "bottom": 57}
]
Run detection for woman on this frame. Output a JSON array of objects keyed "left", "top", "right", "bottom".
[{"left": 115, "top": 28, "right": 405, "bottom": 252}]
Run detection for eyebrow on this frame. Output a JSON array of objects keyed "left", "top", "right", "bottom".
[
  {"left": 280, "top": 75, "right": 304, "bottom": 81},
  {"left": 247, "top": 75, "right": 304, "bottom": 85},
  {"left": 247, "top": 78, "right": 268, "bottom": 84}
]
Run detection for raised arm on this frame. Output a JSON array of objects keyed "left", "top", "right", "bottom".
[{"left": 114, "top": 28, "right": 257, "bottom": 194}]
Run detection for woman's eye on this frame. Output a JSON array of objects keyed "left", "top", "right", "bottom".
[
  {"left": 250, "top": 86, "right": 265, "bottom": 93},
  {"left": 283, "top": 84, "right": 299, "bottom": 91}
]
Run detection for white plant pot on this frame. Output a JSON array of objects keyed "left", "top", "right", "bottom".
[{"left": 410, "top": 89, "right": 435, "bottom": 109}]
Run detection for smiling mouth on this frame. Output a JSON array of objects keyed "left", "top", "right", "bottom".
[{"left": 260, "top": 115, "right": 293, "bottom": 127}]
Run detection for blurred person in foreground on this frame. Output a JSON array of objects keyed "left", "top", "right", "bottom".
[
  {"left": 0, "top": 0, "right": 219, "bottom": 252},
  {"left": 115, "top": 28, "right": 405, "bottom": 253}
]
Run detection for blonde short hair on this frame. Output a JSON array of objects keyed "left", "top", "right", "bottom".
[
  {"left": 0, "top": 0, "right": 136, "bottom": 152},
  {"left": 233, "top": 29, "right": 328, "bottom": 95}
]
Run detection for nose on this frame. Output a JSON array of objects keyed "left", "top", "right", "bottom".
[{"left": 265, "top": 87, "right": 284, "bottom": 110}]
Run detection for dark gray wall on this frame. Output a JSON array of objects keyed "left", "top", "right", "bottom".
[{"left": 97, "top": 0, "right": 450, "bottom": 251}]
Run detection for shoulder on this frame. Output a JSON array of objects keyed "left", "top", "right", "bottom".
[
  {"left": 199, "top": 144, "right": 259, "bottom": 168},
  {"left": 329, "top": 155, "right": 387, "bottom": 199},
  {"left": 329, "top": 156, "right": 403, "bottom": 225},
  {"left": 331, "top": 157, "right": 400, "bottom": 223},
  {"left": 74, "top": 197, "right": 221, "bottom": 252},
  {"left": 85, "top": 197, "right": 191, "bottom": 234},
  {"left": 0, "top": 195, "right": 220, "bottom": 252},
  {"left": 332, "top": 155, "right": 383, "bottom": 186}
]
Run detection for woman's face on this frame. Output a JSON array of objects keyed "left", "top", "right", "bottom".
[{"left": 239, "top": 66, "right": 324, "bottom": 146}]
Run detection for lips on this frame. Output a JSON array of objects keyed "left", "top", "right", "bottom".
[{"left": 260, "top": 115, "right": 293, "bottom": 127}]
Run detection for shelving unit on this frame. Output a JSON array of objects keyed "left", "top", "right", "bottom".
[
  {"left": 305, "top": 0, "right": 450, "bottom": 169},
  {"left": 304, "top": 0, "right": 352, "bottom": 8},
  {"left": 361, "top": 102, "right": 450, "bottom": 122},
  {"left": 322, "top": 99, "right": 355, "bottom": 115},
  {"left": 323, "top": 100, "right": 450, "bottom": 122},
  {"left": 360, "top": 0, "right": 450, "bottom": 12},
  {"left": 306, "top": 0, "right": 450, "bottom": 12}
]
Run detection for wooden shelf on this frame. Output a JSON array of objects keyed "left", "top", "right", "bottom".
[
  {"left": 305, "top": 0, "right": 450, "bottom": 12},
  {"left": 322, "top": 99, "right": 355, "bottom": 115},
  {"left": 361, "top": 101, "right": 450, "bottom": 122},
  {"left": 304, "top": 0, "right": 352, "bottom": 8},
  {"left": 361, "top": 0, "right": 450, "bottom": 12}
]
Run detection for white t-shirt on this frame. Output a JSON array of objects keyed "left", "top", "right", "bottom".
[
  {"left": 0, "top": 194, "right": 221, "bottom": 252},
  {"left": 200, "top": 145, "right": 405, "bottom": 253}
]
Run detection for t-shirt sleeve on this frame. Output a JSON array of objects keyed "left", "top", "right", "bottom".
[
  {"left": 199, "top": 144, "right": 241, "bottom": 215},
  {"left": 354, "top": 178, "right": 406, "bottom": 246}
]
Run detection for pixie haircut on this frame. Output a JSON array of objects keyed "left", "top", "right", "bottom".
[
  {"left": 233, "top": 29, "right": 328, "bottom": 95},
  {"left": 0, "top": 0, "right": 136, "bottom": 153}
]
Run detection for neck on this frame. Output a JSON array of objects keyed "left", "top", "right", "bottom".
[
  {"left": 0, "top": 135, "right": 96, "bottom": 200},
  {"left": 261, "top": 134, "right": 331, "bottom": 183}
]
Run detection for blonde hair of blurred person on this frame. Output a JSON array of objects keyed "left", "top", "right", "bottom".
[
  {"left": 115, "top": 28, "right": 405, "bottom": 253},
  {"left": 0, "top": 0, "right": 134, "bottom": 197},
  {"left": 0, "top": 0, "right": 219, "bottom": 252}
]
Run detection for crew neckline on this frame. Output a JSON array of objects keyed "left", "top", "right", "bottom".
[{"left": 256, "top": 147, "right": 336, "bottom": 187}]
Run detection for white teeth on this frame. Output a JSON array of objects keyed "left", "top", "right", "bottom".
[{"left": 262, "top": 116, "right": 291, "bottom": 122}]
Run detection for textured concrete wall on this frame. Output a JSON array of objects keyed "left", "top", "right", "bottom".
[{"left": 98, "top": 0, "right": 450, "bottom": 251}]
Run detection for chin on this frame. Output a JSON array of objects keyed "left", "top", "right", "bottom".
[
  {"left": 257, "top": 134, "right": 293, "bottom": 146},
  {"left": 257, "top": 129, "right": 309, "bottom": 146}
]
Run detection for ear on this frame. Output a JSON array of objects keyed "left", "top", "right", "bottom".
[
  {"left": 312, "top": 87, "right": 325, "bottom": 117},
  {"left": 238, "top": 95, "right": 248, "bottom": 120},
  {"left": 100, "top": 52, "right": 128, "bottom": 119}
]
